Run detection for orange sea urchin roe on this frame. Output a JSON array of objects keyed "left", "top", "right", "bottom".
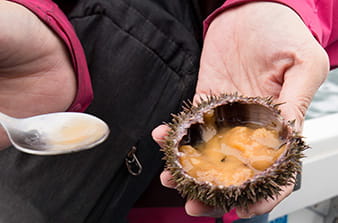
[{"left": 179, "top": 125, "right": 286, "bottom": 186}]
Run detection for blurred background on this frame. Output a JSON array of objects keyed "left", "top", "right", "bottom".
[{"left": 307, "top": 69, "right": 338, "bottom": 119}]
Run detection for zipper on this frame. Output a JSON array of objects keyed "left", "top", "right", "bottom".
[{"left": 125, "top": 146, "right": 143, "bottom": 176}]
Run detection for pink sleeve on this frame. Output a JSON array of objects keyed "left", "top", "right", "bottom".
[
  {"left": 204, "top": 0, "right": 338, "bottom": 69},
  {"left": 7, "top": 0, "right": 94, "bottom": 112}
]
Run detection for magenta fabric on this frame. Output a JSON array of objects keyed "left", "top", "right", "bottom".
[
  {"left": 7, "top": 0, "right": 93, "bottom": 112},
  {"left": 203, "top": 0, "right": 338, "bottom": 69},
  {"left": 128, "top": 207, "right": 239, "bottom": 223}
]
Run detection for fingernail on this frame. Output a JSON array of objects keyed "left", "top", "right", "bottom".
[
  {"left": 236, "top": 210, "right": 255, "bottom": 219},
  {"left": 208, "top": 209, "right": 225, "bottom": 218},
  {"left": 185, "top": 201, "right": 224, "bottom": 218},
  {"left": 238, "top": 213, "right": 255, "bottom": 219},
  {"left": 198, "top": 208, "right": 224, "bottom": 218}
]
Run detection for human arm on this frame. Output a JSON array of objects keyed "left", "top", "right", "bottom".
[
  {"left": 204, "top": 0, "right": 338, "bottom": 68},
  {"left": 0, "top": 0, "right": 93, "bottom": 149},
  {"left": 152, "top": 1, "right": 330, "bottom": 219}
]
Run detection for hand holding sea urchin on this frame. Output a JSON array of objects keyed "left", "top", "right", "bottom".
[{"left": 162, "top": 93, "right": 308, "bottom": 212}]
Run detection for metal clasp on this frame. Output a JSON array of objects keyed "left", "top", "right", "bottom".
[{"left": 125, "top": 146, "right": 143, "bottom": 176}]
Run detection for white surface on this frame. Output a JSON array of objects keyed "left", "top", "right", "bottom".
[
  {"left": 287, "top": 208, "right": 324, "bottom": 223},
  {"left": 269, "top": 113, "right": 338, "bottom": 220}
]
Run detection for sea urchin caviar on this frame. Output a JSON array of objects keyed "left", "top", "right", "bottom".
[
  {"left": 163, "top": 93, "right": 308, "bottom": 211},
  {"left": 179, "top": 115, "right": 286, "bottom": 187}
]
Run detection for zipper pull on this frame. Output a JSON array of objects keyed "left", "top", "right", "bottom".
[{"left": 125, "top": 146, "right": 143, "bottom": 176}]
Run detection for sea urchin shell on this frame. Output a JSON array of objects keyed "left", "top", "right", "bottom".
[{"left": 163, "top": 93, "right": 308, "bottom": 211}]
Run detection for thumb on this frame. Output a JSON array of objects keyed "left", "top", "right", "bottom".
[
  {"left": 151, "top": 124, "right": 170, "bottom": 148},
  {"left": 277, "top": 50, "right": 329, "bottom": 131}
]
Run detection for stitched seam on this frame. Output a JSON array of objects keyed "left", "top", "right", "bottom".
[
  {"left": 72, "top": 14, "right": 189, "bottom": 77},
  {"left": 69, "top": 6, "right": 198, "bottom": 76},
  {"left": 122, "top": 1, "right": 196, "bottom": 69}
]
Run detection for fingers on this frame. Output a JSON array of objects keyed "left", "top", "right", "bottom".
[
  {"left": 160, "top": 169, "right": 227, "bottom": 218},
  {"left": 192, "top": 93, "right": 210, "bottom": 105},
  {"left": 277, "top": 45, "right": 329, "bottom": 131},
  {"left": 152, "top": 125, "right": 178, "bottom": 189},
  {"left": 185, "top": 184, "right": 293, "bottom": 218},
  {"left": 236, "top": 183, "right": 294, "bottom": 218},
  {"left": 151, "top": 124, "right": 169, "bottom": 148},
  {"left": 185, "top": 199, "right": 225, "bottom": 217},
  {"left": 160, "top": 174, "right": 226, "bottom": 218},
  {"left": 160, "top": 170, "right": 176, "bottom": 188}
]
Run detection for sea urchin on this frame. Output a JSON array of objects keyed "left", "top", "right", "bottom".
[{"left": 163, "top": 93, "right": 308, "bottom": 211}]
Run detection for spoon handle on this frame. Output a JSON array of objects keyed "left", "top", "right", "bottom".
[{"left": 0, "top": 112, "right": 18, "bottom": 130}]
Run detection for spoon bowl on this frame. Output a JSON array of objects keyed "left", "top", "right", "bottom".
[{"left": 0, "top": 112, "right": 109, "bottom": 155}]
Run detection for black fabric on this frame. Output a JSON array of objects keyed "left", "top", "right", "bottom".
[
  {"left": 0, "top": 0, "right": 202, "bottom": 223},
  {"left": 68, "top": 0, "right": 203, "bottom": 221}
]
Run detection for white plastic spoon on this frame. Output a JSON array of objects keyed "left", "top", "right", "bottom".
[{"left": 0, "top": 112, "right": 109, "bottom": 155}]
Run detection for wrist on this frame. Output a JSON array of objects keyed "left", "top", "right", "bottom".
[{"left": 204, "top": 0, "right": 322, "bottom": 45}]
